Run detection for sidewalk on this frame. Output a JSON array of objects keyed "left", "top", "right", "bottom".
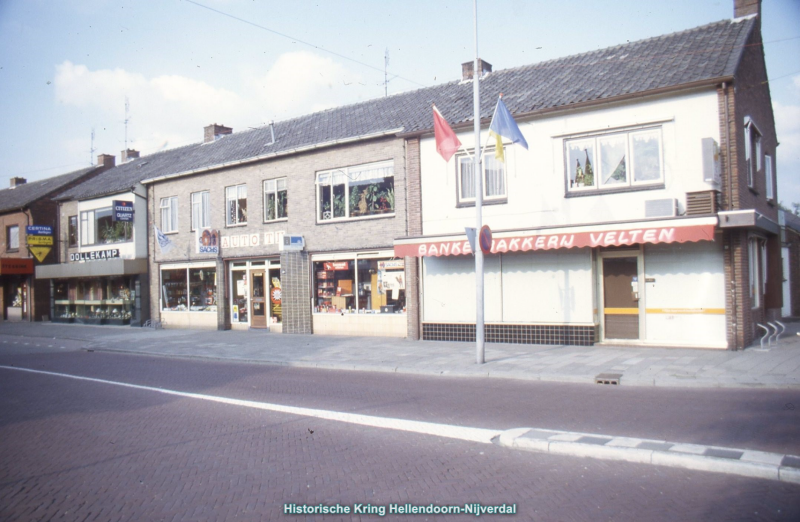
[{"left": 2, "top": 321, "right": 799, "bottom": 389}]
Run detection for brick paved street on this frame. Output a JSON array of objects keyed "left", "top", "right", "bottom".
[{"left": 1, "top": 348, "right": 799, "bottom": 521}]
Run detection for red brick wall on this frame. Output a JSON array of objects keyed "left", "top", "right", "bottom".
[{"left": 405, "top": 138, "right": 422, "bottom": 340}]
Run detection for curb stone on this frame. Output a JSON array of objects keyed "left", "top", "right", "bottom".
[{"left": 498, "top": 427, "right": 800, "bottom": 484}]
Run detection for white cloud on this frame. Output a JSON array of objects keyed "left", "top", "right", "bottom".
[
  {"left": 774, "top": 95, "right": 800, "bottom": 207},
  {"left": 52, "top": 53, "right": 372, "bottom": 161}
]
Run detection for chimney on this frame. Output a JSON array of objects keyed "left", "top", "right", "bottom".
[
  {"left": 9, "top": 177, "right": 26, "bottom": 188},
  {"left": 734, "top": 0, "right": 760, "bottom": 18},
  {"left": 121, "top": 149, "right": 140, "bottom": 162},
  {"left": 97, "top": 154, "right": 116, "bottom": 168},
  {"left": 204, "top": 123, "right": 233, "bottom": 143},
  {"left": 462, "top": 59, "right": 492, "bottom": 81}
]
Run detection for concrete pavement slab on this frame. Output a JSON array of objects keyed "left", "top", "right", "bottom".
[{"left": 2, "top": 321, "right": 800, "bottom": 389}]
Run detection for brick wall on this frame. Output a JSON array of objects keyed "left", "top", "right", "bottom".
[
  {"left": 405, "top": 138, "right": 422, "bottom": 340},
  {"left": 147, "top": 136, "right": 409, "bottom": 333},
  {"left": 280, "top": 251, "right": 311, "bottom": 334}
]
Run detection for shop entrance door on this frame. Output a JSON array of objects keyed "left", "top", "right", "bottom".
[
  {"left": 250, "top": 271, "right": 267, "bottom": 328},
  {"left": 602, "top": 256, "right": 640, "bottom": 340}
]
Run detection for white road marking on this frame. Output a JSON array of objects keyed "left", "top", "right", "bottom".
[{"left": 0, "top": 365, "right": 500, "bottom": 444}]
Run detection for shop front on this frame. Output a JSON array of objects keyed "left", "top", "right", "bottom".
[
  {"left": 311, "top": 250, "right": 406, "bottom": 337},
  {"left": 0, "top": 258, "right": 34, "bottom": 321},
  {"left": 397, "top": 216, "right": 727, "bottom": 348},
  {"left": 229, "top": 258, "right": 282, "bottom": 331},
  {"left": 36, "top": 257, "right": 148, "bottom": 326},
  {"left": 159, "top": 262, "right": 219, "bottom": 329}
]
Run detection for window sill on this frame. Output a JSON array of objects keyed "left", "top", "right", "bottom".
[
  {"left": 6, "top": 249, "right": 19, "bottom": 253},
  {"left": 225, "top": 223, "right": 248, "bottom": 228},
  {"left": 456, "top": 198, "right": 507, "bottom": 208},
  {"left": 748, "top": 187, "right": 760, "bottom": 196},
  {"left": 263, "top": 218, "right": 289, "bottom": 224},
  {"left": 565, "top": 183, "right": 665, "bottom": 198},
  {"left": 316, "top": 212, "right": 395, "bottom": 225}
]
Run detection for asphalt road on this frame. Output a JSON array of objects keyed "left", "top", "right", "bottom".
[{"left": 1, "top": 346, "right": 799, "bottom": 521}]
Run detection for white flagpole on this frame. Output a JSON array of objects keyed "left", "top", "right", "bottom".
[{"left": 473, "top": 0, "right": 485, "bottom": 364}]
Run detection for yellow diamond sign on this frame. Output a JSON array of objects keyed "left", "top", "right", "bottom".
[{"left": 29, "top": 246, "right": 51, "bottom": 262}]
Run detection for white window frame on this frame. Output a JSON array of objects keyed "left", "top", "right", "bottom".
[
  {"left": 80, "top": 210, "right": 95, "bottom": 245},
  {"left": 160, "top": 196, "right": 179, "bottom": 233},
  {"left": 744, "top": 118, "right": 762, "bottom": 189},
  {"left": 7, "top": 225, "right": 19, "bottom": 251},
  {"left": 765, "top": 154, "right": 774, "bottom": 201},
  {"left": 748, "top": 236, "right": 762, "bottom": 308},
  {"left": 263, "top": 178, "right": 288, "bottom": 222},
  {"left": 226, "top": 184, "right": 247, "bottom": 226},
  {"left": 455, "top": 150, "right": 507, "bottom": 205},
  {"left": 565, "top": 126, "right": 664, "bottom": 193},
  {"left": 315, "top": 160, "right": 395, "bottom": 223},
  {"left": 191, "top": 191, "right": 210, "bottom": 231}
]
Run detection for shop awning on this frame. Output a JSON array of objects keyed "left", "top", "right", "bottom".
[
  {"left": 394, "top": 216, "right": 718, "bottom": 257},
  {"left": 35, "top": 258, "right": 148, "bottom": 279}
]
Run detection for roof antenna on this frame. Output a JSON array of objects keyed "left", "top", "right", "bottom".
[
  {"left": 90, "top": 128, "right": 96, "bottom": 166},
  {"left": 384, "top": 47, "right": 390, "bottom": 97},
  {"left": 124, "top": 96, "right": 131, "bottom": 151}
]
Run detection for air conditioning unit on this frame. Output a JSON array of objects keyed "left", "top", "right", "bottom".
[
  {"left": 644, "top": 198, "right": 678, "bottom": 218},
  {"left": 279, "top": 235, "right": 305, "bottom": 251}
]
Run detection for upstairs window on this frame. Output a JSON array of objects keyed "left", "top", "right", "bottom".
[
  {"left": 456, "top": 151, "right": 506, "bottom": 205},
  {"left": 6, "top": 225, "right": 19, "bottom": 251},
  {"left": 264, "top": 178, "right": 288, "bottom": 222},
  {"left": 744, "top": 118, "right": 762, "bottom": 189},
  {"left": 191, "top": 191, "right": 210, "bottom": 231},
  {"left": 316, "top": 161, "right": 394, "bottom": 222},
  {"left": 160, "top": 197, "right": 179, "bottom": 233},
  {"left": 68, "top": 216, "right": 78, "bottom": 247},
  {"left": 565, "top": 127, "right": 663, "bottom": 193},
  {"left": 81, "top": 208, "right": 133, "bottom": 245},
  {"left": 226, "top": 184, "right": 247, "bottom": 226},
  {"left": 765, "top": 155, "right": 774, "bottom": 201}
]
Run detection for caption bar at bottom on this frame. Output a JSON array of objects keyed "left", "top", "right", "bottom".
[{"left": 285, "top": 503, "right": 517, "bottom": 516}]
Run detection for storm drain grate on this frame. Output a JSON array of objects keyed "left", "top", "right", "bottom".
[{"left": 595, "top": 373, "right": 622, "bottom": 385}]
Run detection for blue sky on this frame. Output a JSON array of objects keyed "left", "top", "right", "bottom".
[{"left": 1, "top": 0, "right": 798, "bottom": 206}]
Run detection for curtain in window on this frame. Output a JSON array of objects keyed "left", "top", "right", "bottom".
[
  {"left": 459, "top": 157, "right": 475, "bottom": 199},
  {"left": 484, "top": 155, "right": 505, "bottom": 197}
]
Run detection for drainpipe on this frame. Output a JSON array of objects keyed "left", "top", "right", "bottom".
[{"left": 723, "top": 81, "right": 739, "bottom": 350}]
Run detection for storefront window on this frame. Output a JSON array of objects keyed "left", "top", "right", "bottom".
[
  {"left": 189, "top": 267, "right": 217, "bottom": 311},
  {"left": 162, "top": 266, "right": 217, "bottom": 312},
  {"left": 52, "top": 277, "right": 132, "bottom": 323},
  {"left": 232, "top": 270, "right": 249, "bottom": 323},
  {"left": 313, "top": 257, "right": 405, "bottom": 314},
  {"left": 161, "top": 269, "right": 187, "bottom": 311}
]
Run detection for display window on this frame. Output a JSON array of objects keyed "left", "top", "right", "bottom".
[
  {"left": 161, "top": 265, "right": 217, "bottom": 312},
  {"left": 313, "top": 256, "right": 405, "bottom": 314},
  {"left": 52, "top": 277, "right": 133, "bottom": 324}
]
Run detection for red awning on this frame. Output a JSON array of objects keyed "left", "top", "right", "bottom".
[{"left": 394, "top": 217, "right": 718, "bottom": 258}]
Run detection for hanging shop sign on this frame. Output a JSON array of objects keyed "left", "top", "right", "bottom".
[
  {"left": 0, "top": 258, "right": 34, "bottom": 275},
  {"left": 196, "top": 228, "right": 220, "bottom": 254},
  {"left": 112, "top": 200, "right": 134, "bottom": 222},
  {"left": 26, "top": 225, "right": 54, "bottom": 262},
  {"left": 394, "top": 222, "right": 717, "bottom": 258},
  {"left": 70, "top": 249, "right": 120, "bottom": 262},
  {"left": 26, "top": 225, "right": 53, "bottom": 236}
]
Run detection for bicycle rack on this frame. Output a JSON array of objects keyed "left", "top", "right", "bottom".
[{"left": 757, "top": 323, "right": 770, "bottom": 349}]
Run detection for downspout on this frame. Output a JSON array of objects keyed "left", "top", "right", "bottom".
[{"left": 723, "top": 81, "right": 739, "bottom": 351}]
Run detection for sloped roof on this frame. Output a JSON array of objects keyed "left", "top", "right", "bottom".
[
  {"left": 60, "top": 16, "right": 755, "bottom": 199},
  {"left": 0, "top": 166, "right": 99, "bottom": 213}
]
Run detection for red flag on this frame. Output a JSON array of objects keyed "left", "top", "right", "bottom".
[{"left": 433, "top": 105, "right": 461, "bottom": 162}]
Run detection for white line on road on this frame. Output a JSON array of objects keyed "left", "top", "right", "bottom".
[{"left": 0, "top": 365, "right": 501, "bottom": 444}]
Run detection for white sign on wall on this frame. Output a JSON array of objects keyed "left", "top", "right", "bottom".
[{"left": 220, "top": 231, "right": 285, "bottom": 249}]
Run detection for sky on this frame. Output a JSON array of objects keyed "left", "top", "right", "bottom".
[{"left": 1, "top": 0, "right": 798, "bottom": 207}]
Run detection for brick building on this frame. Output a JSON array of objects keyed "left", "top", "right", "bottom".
[
  {"left": 36, "top": 151, "right": 152, "bottom": 326},
  {"left": 395, "top": 0, "right": 781, "bottom": 349},
  {"left": 0, "top": 160, "right": 110, "bottom": 322}
]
